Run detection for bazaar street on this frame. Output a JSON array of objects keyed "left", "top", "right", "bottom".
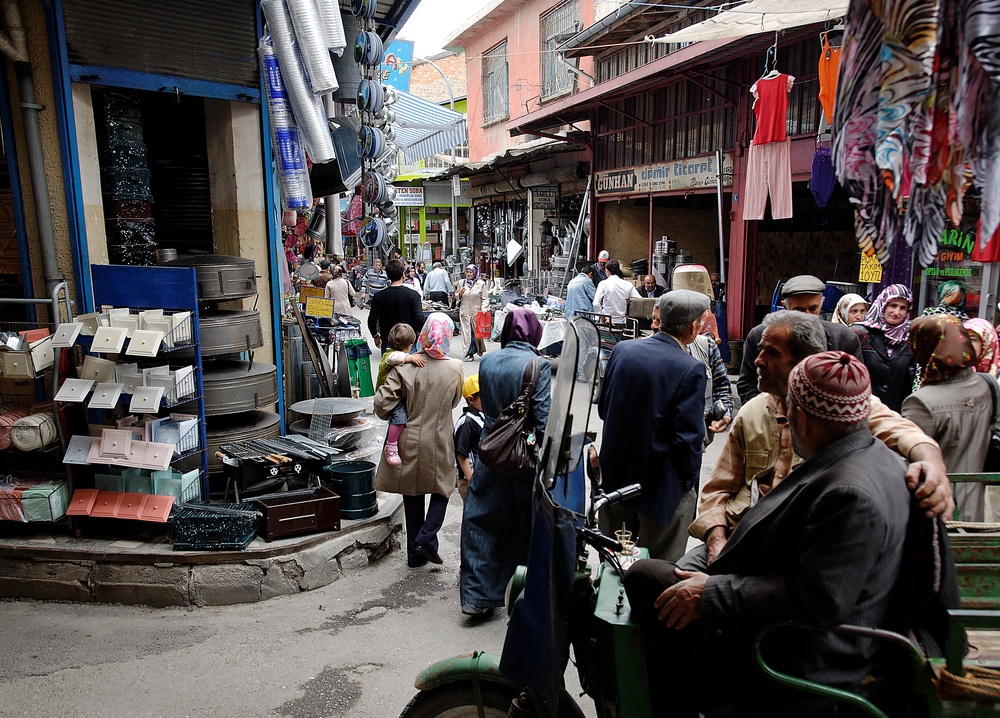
[{"left": 0, "top": 311, "right": 728, "bottom": 717}]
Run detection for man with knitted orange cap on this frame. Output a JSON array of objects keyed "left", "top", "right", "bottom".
[{"left": 622, "top": 351, "right": 912, "bottom": 717}]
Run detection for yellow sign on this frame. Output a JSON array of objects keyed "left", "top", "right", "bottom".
[
  {"left": 858, "top": 253, "right": 883, "bottom": 284},
  {"left": 304, "top": 297, "right": 335, "bottom": 318},
  {"left": 299, "top": 286, "right": 325, "bottom": 303}
]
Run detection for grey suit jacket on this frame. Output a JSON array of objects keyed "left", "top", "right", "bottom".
[{"left": 685, "top": 430, "right": 910, "bottom": 708}]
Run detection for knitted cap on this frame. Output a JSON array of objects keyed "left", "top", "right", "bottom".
[
  {"left": 462, "top": 374, "right": 480, "bottom": 399},
  {"left": 788, "top": 351, "right": 871, "bottom": 423}
]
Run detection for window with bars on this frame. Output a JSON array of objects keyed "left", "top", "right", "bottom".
[
  {"left": 594, "top": 66, "right": 739, "bottom": 170},
  {"left": 482, "top": 41, "right": 509, "bottom": 126},
  {"left": 540, "top": 0, "right": 579, "bottom": 100}
]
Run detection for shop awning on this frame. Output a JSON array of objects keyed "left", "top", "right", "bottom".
[
  {"left": 392, "top": 90, "right": 468, "bottom": 164},
  {"left": 652, "top": 0, "right": 848, "bottom": 45}
]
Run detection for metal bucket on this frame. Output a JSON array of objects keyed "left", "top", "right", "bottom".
[
  {"left": 155, "top": 248, "right": 178, "bottom": 265},
  {"left": 325, "top": 460, "right": 377, "bottom": 519}
]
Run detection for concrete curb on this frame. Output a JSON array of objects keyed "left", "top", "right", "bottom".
[{"left": 0, "top": 495, "right": 404, "bottom": 607}]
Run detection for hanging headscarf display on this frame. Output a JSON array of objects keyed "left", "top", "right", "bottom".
[
  {"left": 964, "top": 318, "right": 1000, "bottom": 378},
  {"left": 920, "top": 280, "right": 970, "bottom": 320},
  {"left": 861, "top": 284, "right": 913, "bottom": 347},
  {"left": 834, "top": 0, "right": 1000, "bottom": 268},
  {"left": 909, "top": 314, "right": 976, "bottom": 386},
  {"left": 832, "top": 293, "right": 870, "bottom": 325},
  {"left": 418, "top": 313, "right": 454, "bottom": 360}
]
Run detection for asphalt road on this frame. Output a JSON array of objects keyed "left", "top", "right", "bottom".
[{"left": 0, "top": 310, "right": 729, "bottom": 718}]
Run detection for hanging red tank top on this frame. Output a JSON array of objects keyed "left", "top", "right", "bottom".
[{"left": 751, "top": 73, "right": 794, "bottom": 145}]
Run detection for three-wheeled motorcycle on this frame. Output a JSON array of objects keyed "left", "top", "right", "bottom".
[{"left": 399, "top": 318, "right": 1000, "bottom": 718}]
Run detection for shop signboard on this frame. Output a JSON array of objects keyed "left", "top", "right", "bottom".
[
  {"left": 594, "top": 153, "right": 735, "bottom": 196},
  {"left": 532, "top": 186, "right": 558, "bottom": 211},
  {"left": 394, "top": 187, "right": 424, "bottom": 206},
  {"left": 381, "top": 40, "right": 413, "bottom": 92},
  {"left": 304, "top": 297, "right": 334, "bottom": 318},
  {"left": 858, "top": 252, "right": 883, "bottom": 283}
]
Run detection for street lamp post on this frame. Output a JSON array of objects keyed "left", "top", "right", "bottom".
[{"left": 414, "top": 56, "right": 459, "bottom": 262}]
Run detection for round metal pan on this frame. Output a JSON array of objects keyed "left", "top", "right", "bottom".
[
  {"left": 165, "top": 254, "right": 257, "bottom": 301},
  {"left": 200, "top": 361, "right": 278, "bottom": 416},
  {"left": 289, "top": 397, "right": 368, "bottom": 425},
  {"left": 176, "top": 310, "right": 263, "bottom": 357}
]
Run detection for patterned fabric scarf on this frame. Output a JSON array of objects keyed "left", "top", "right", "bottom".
[
  {"left": 418, "top": 313, "right": 454, "bottom": 360},
  {"left": 832, "top": 293, "right": 869, "bottom": 325},
  {"left": 465, "top": 264, "right": 480, "bottom": 289},
  {"left": 964, "top": 318, "right": 1000, "bottom": 378},
  {"left": 861, "top": 283, "right": 912, "bottom": 347},
  {"left": 909, "top": 314, "right": 976, "bottom": 386}
]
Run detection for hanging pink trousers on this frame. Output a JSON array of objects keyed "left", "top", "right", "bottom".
[{"left": 743, "top": 139, "right": 792, "bottom": 220}]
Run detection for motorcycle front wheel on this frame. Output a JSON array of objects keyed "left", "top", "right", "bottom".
[{"left": 399, "top": 682, "right": 520, "bottom": 717}]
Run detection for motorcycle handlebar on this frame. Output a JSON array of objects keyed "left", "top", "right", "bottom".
[{"left": 588, "top": 483, "right": 642, "bottom": 526}]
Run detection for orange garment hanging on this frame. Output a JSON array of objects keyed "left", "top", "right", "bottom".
[{"left": 818, "top": 33, "right": 842, "bottom": 125}]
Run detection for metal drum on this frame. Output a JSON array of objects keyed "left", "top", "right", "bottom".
[
  {"left": 177, "top": 310, "right": 263, "bottom": 357},
  {"left": 198, "top": 410, "right": 282, "bottom": 475},
  {"left": 324, "top": 460, "right": 377, "bottom": 519},
  {"left": 200, "top": 361, "right": 278, "bottom": 416},
  {"left": 165, "top": 254, "right": 257, "bottom": 301}
]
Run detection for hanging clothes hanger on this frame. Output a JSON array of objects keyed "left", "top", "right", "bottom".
[{"left": 761, "top": 35, "right": 781, "bottom": 80}]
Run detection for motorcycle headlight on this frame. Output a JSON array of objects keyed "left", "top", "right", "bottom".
[{"left": 504, "top": 565, "right": 528, "bottom": 616}]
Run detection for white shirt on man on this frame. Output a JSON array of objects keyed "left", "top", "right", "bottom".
[{"left": 593, "top": 275, "right": 640, "bottom": 323}]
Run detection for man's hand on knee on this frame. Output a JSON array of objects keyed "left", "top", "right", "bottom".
[{"left": 654, "top": 568, "right": 708, "bottom": 630}]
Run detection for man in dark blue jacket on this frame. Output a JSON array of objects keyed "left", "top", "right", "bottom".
[{"left": 597, "top": 289, "right": 708, "bottom": 561}]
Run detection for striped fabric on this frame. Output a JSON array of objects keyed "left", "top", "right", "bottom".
[{"left": 392, "top": 90, "right": 468, "bottom": 164}]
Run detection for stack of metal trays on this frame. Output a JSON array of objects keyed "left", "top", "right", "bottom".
[
  {"left": 175, "top": 410, "right": 281, "bottom": 476},
  {"left": 164, "top": 254, "right": 257, "bottom": 301},
  {"left": 200, "top": 361, "right": 278, "bottom": 416},
  {"left": 176, "top": 310, "right": 263, "bottom": 357}
]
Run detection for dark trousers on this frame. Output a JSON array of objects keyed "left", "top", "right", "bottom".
[
  {"left": 428, "top": 291, "right": 449, "bottom": 304},
  {"left": 402, "top": 493, "right": 449, "bottom": 566}
]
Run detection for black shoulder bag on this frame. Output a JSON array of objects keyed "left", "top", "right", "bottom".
[
  {"left": 478, "top": 357, "right": 542, "bottom": 478},
  {"left": 980, "top": 373, "right": 1000, "bottom": 472}
]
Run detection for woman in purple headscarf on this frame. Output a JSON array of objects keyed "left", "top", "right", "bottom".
[
  {"left": 459, "top": 307, "right": 551, "bottom": 617},
  {"left": 850, "top": 284, "right": 915, "bottom": 412},
  {"left": 457, "top": 264, "right": 489, "bottom": 361}
]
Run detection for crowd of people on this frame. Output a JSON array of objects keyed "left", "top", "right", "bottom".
[{"left": 358, "top": 254, "right": 1000, "bottom": 713}]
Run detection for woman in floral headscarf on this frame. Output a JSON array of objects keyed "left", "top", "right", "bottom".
[
  {"left": 459, "top": 307, "right": 551, "bottom": 617},
  {"left": 457, "top": 264, "right": 489, "bottom": 361},
  {"left": 850, "top": 284, "right": 915, "bottom": 411},
  {"left": 964, "top": 318, "right": 1000, "bottom": 378},
  {"left": 903, "top": 315, "right": 994, "bottom": 521},
  {"left": 374, "top": 313, "right": 464, "bottom": 568}
]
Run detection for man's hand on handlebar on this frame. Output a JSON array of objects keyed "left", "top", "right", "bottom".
[
  {"left": 654, "top": 568, "right": 708, "bottom": 630},
  {"left": 704, "top": 526, "right": 727, "bottom": 565}
]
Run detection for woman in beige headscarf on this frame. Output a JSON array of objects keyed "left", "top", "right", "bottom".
[{"left": 832, "top": 293, "right": 869, "bottom": 325}]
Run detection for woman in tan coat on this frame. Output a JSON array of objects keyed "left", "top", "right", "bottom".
[
  {"left": 374, "top": 313, "right": 463, "bottom": 567},
  {"left": 323, "top": 265, "right": 355, "bottom": 316}
]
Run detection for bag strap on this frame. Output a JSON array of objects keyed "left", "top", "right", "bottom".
[
  {"left": 980, "top": 372, "right": 1000, "bottom": 425},
  {"left": 520, "top": 356, "right": 541, "bottom": 397}
]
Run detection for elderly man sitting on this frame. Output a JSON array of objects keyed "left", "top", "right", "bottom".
[{"left": 624, "top": 351, "right": 911, "bottom": 717}]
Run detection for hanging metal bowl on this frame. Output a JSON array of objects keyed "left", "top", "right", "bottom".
[{"left": 359, "top": 217, "right": 387, "bottom": 248}]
